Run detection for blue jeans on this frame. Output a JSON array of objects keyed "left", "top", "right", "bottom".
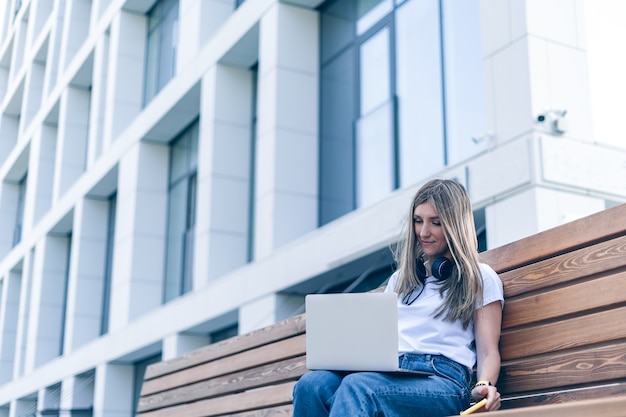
[{"left": 292, "top": 354, "right": 471, "bottom": 417}]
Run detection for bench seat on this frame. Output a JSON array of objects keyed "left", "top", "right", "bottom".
[{"left": 136, "top": 203, "right": 626, "bottom": 416}]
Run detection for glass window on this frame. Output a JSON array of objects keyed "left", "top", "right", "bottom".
[
  {"left": 442, "top": 0, "right": 488, "bottom": 164},
  {"left": 100, "top": 193, "right": 116, "bottom": 335},
  {"left": 319, "top": 0, "right": 486, "bottom": 225},
  {"left": 395, "top": 0, "right": 444, "bottom": 185},
  {"left": 163, "top": 120, "right": 198, "bottom": 303},
  {"left": 319, "top": 0, "right": 398, "bottom": 224},
  {"left": 144, "top": 0, "right": 179, "bottom": 105},
  {"left": 356, "top": 26, "right": 395, "bottom": 207},
  {"left": 13, "top": 173, "right": 27, "bottom": 247}
]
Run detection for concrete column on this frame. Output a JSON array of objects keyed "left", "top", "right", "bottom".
[
  {"left": 178, "top": 0, "right": 233, "bottom": 70},
  {"left": 254, "top": 3, "right": 319, "bottom": 258},
  {"left": 486, "top": 187, "right": 605, "bottom": 248},
  {"left": 24, "top": 235, "right": 70, "bottom": 372},
  {"left": 239, "top": 293, "right": 302, "bottom": 334},
  {"left": 480, "top": 0, "right": 592, "bottom": 143},
  {"left": 196, "top": 65, "right": 253, "bottom": 285},
  {"left": 0, "top": 271, "right": 21, "bottom": 384},
  {"left": 476, "top": 0, "right": 612, "bottom": 247},
  {"left": 58, "top": 0, "right": 92, "bottom": 71},
  {"left": 9, "top": 398, "right": 37, "bottom": 417},
  {"left": 162, "top": 333, "right": 209, "bottom": 361},
  {"left": 25, "top": 125, "right": 56, "bottom": 227},
  {"left": 64, "top": 198, "right": 109, "bottom": 351},
  {"left": 54, "top": 86, "right": 90, "bottom": 200},
  {"left": 93, "top": 363, "right": 133, "bottom": 417},
  {"left": 103, "top": 10, "right": 146, "bottom": 143},
  {"left": 109, "top": 141, "right": 167, "bottom": 330},
  {"left": 60, "top": 373, "right": 94, "bottom": 412},
  {"left": 21, "top": 59, "right": 45, "bottom": 129},
  {"left": 0, "top": 179, "right": 20, "bottom": 258},
  {"left": 12, "top": 249, "right": 34, "bottom": 379}
]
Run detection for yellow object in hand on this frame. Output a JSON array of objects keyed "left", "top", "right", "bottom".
[{"left": 460, "top": 398, "right": 488, "bottom": 415}]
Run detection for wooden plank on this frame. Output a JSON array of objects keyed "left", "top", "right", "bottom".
[
  {"left": 482, "top": 395, "right": 626, "bottom": 417},
  {"left": 502, "top": 271, "right": 626, "bottom": 329},
  {"left": 480, "top": 204, "right": 626, "bottom": 273},
  {"left": 138, "top": 356, "right": 306, "bottom": 412},
  {"left": 501, "top": 384, "right": 626, "bottom": 409},
  {"left": 137, "top": 381, "right": 296, "bottom": 417},
  {"left": 141, "top": 334, "right": 305, "bottom": 396},
  {"left": 500, "top": 307, "right": 626, "bottom": 360},
  {"left": 500, "top": 234, "right": 626, "bottom": 299},
  {"left": 499, "top": 342, "right": 626, "bottom": 394},
  {"left": 226, "top": 404, "right": 293, "bottom": 417},
  {"left": 144, "top": 314, "right": 306, "bottom": 380}
]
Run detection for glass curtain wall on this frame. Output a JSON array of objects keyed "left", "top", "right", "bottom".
[
  {"left": 144, "top": 0, "right": 179, "bottom": 105},
  {"left": 319, "top": 0, "right": 486, "bottom": 225},
  {"left": 163, "top": 120, "right": 198, "bottom": 303}
]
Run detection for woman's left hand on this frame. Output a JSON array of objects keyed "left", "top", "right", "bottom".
[{"left": 471, "top": 384, "right": 501, "bottom": 412}]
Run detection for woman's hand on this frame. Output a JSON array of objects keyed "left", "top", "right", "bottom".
[{"left": 471, "top": 384, "right": 501, "bottom": 412}]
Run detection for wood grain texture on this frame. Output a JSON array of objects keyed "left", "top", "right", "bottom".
[
  {"left": 502, "top": 271, "right": 626, "bottom": 328},
  {"left": 499, "top": 234, "right": 626, "bottom": 299},
  {"left": 491, "top": 395, "right": 626, "bottom": 417},
  {"left": 144, "top": 314, "right": 306, "bottom": 381},
  {"left": 501, "top": 307, "right": 626, "bottom": 360},
  {"left": 137, "top": 381, "right": 296, "bottom": 417},
  {"left": 499, "top": 342, "right": 626, "bottom": 393},
  {"left": 138, "top": 356, "right": 306, "bottom": 412},
  {"left": 141, "top": 335, "right": 305, "bottom": 396},
  {"left": 480, "top": 203, "right": 626, "bottom": 273}
]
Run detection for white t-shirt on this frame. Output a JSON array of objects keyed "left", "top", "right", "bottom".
[{"left": 384, "top": 263, "right": 504, "bottom": 369}]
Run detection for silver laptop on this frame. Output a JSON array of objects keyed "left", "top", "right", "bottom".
[{"left": 305, "top": 292, "right": 432, "bottom": 376}]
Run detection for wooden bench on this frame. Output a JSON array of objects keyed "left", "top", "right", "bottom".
[{"left": 136, "top": 203, "right": 626, "bottom": 417}]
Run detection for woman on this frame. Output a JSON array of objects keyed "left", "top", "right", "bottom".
[{"left": 293, "top": 179, "right": 504, "bottom": 416}]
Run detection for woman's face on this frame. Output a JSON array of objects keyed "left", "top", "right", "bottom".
[{"left": 413, "top": 202, "right": 451, "bottom": 260}]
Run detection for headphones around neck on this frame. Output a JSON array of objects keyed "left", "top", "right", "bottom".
[{"left": 416, "top": 256, "right": 453, "bottom": 281}]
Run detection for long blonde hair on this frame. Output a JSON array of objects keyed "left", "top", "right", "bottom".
[{"left": 393, "top": 179, "right": 483, "bottom": 328}]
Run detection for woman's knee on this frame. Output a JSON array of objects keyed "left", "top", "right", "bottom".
[
  {"left": 294, "top": 371, "right": 342, "bottom": 397},
  {"left": 337, "top": 372, "right": 378, "bottom": 396}
]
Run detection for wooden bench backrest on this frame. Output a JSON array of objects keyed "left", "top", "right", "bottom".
[
  {"left": 136, "top": 203, "right": 626, "bottom": 416},
  {"left": 481, "top": 203, "right": 626, "bottom": 407}
]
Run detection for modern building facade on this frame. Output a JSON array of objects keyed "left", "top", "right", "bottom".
[{"left": 0, "top": 0, "right": 624, "bottom": 415}]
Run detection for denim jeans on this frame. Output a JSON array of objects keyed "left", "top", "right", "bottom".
[{"left": 292, "top": 354, "right": 471, "bottom": 417}]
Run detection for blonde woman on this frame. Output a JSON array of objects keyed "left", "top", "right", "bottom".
[{"left": 293, "top": 179, "right": 503, "bottom": 416}]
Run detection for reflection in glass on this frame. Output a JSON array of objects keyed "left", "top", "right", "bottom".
[
  {"left": 355, "top": 100, "right": 395, "bottom": 207},
  {"left": 356, "top": 0, "right": 392, "bottom": 35},
  {"left": 442, "top": 0, "right": 487, "bottom": 164},
  {"left": 360, "top": 27, "right": 391, "bottom": 115},
  {"left": 395, "top": 0, "right": 444, "bottom": 185},
  {"left": 163, "top": 121, "right": 198, "bottom": 303}
]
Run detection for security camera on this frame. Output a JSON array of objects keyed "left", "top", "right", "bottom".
[{"left": 535, "top": 109, "right": 567, "bottom": 134}]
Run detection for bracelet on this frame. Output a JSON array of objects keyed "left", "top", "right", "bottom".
[{"left": 474, "top": 380, "right": 492, "bottom": 388}]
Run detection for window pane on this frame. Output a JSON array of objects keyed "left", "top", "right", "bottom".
[
  {"left": 356, "top": 0, "right": 392, "bottom": 35},
  {"left": 163, "top": 121, "right": 198, "bottom": 302},
  {"left": 170, "top": 133, "right": 190, "bottom": 182},
  {"left": 360, "top": 27, "right": 390, "bottom": 115},
  {"left": 163, "top": 180, "right": 186, "bottom": 303},
  {"left": 395, "top": 0, "right": 444, "bottom": 185},
  {"left": 144, "top": 0, "right": 179, "bottom": 105},
  {"left": 355, "top": 100, "right": 394, "bottom": 207},
  {"left": 442, "top": 0, "right": 487, "bottom": 164}
]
